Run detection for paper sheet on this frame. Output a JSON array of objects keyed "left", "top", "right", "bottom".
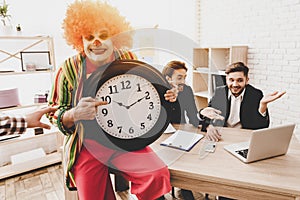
[
  {"left": 161, "top": 130, "right": 203, "bottom": 151},
  {"left": 164, "top": 123, "right": 177, "bottom": 134}
]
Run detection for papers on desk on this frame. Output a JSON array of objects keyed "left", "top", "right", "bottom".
[
  {"left": 164, "top": 123, "right": 176, "bottom": 134},
  {"left": 161, "top": 130, "right": 203, "bottom": 151}
]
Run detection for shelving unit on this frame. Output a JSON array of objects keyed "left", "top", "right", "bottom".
[
  {"left": 0, "top": 129, "right": 62, "bottom": 179},
  {"left": 192, "top": 46, "right": 248, "bottom": 109},
  {"left": 0, "top": 35, "right": 61, "bottom": 179},
  {"left": 0, "top": 35, "right": 56, "bottom": 107},
  {"left": 0, "top": 35, "right": 56, "bottom": 73}
]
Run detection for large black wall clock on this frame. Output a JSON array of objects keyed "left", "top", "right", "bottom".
[{"left": 82, "top": 59, "right": 171, "bottom": 151}]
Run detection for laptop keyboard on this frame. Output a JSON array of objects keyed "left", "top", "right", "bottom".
[{"left": 236, "top": 149, "right": 249, "bottom": 158}]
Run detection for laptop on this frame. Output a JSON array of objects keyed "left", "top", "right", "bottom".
[{"left": 224, "top": 124, "right": 295, "bottom": 163}]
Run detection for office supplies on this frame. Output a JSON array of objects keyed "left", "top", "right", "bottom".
[
  {"left": 224, "top": 124, "right": 295, "bottom": 163},
  {"left": 198, "top": 140, "right": 216, "bottom": 159},
  {"left": 205, "top": 141, "right": 216, "bottom": 153},
  {"left": 161, "top": 130, "right": 203, "bottom": 151}
]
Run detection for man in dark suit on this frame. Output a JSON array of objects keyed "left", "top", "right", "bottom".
[
  {"left": 200, "top": 62, "right": 285, "bottom": 142},
  {"left": 162, "top": 60, "right": 201, "bottom": 128}
]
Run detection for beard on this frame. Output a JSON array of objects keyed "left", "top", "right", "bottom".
[
  {"left": 178, "top": 84, "right": 184, "bottom": 92},
  {"left": 229, "top": 86, "right": 244, "bottom": 96}
]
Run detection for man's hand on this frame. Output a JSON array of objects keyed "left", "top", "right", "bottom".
[
  {"left": 72, "top": 97, "right": 107, "bottom": 122},
  {"left": 200, "top": 107, "right": 224, "bottom": 120},
  {"left": 259, "top": 91, "right": 286, "bottom": 114},
  {"left": 164, "top": 85, "right": 178, "bottom": 102},
  {"left": 260, "top": 91, "right": 286, "bottom": 104},
  {"left": 205, "top": 124, "right": 222, "bottom": 142},
  {"left": 26, "top": 107, "right": 58, "bottom": 129}
]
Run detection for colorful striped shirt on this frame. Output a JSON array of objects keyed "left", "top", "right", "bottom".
[
  {"left": 47, "top": 49, "right": 137, "bottom": 190},
  {"left": 0, "top": 114, "right": 27, "bottom": 135}
]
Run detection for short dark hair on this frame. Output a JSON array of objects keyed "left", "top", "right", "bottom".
[
  {"left": 162, "top": 60, "right": 188, "bottom": 78},
  {"left": 225, "top": 62, "right": 249, "bottom": 77}
]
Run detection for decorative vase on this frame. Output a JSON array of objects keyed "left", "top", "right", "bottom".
[{"left": 0, "top": 17, "right": 13, "bottom": 35}]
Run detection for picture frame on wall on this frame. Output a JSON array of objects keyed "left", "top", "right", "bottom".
[{"left": 20, "top": 51, "right": 51, "bottom": 72}]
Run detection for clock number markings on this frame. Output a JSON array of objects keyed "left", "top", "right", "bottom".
[
  {"left": 136, "top": 83, "right": 142, "bottom": 92},
  {"left": 117, "top": 126, "right": 122, "bottom": 133},
  {"left": 121, "top": 80, "right": 131, "bottom": 90},
  {"left": 96, "top": 74, "right": 161, "bottom": 139},
  {"left": 149, "top": 102, "right": 154, "bottom": 110},
  {"left": 108, "top": 85, "right": 118, "bottom": 94},
  {"left": 129, "top": 127, "right": 134, "bottom": 134},
  {"left": 140, "top": 122, "right": 145, "bottom": 130},
  {"left": 101, "top": 108, "right": 108, "bottom": 116},
  {"left": 107, "top": 120, "right": 113, "bottom": 127},
  {"left": 100, "top": 96, "right": 111, "bottom": 104},
  {"left": 147, "top": 113, "right": 152, "bottom": 120},
  {"left": 145, "top": 91, "right": 150, "bottom": 99}
]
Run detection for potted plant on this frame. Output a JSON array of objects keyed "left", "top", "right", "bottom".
[{"left": 0, "top": 0, "right": 11, "bottom": 26}]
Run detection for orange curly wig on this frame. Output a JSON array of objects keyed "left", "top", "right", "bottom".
[{"left": 63, "top": 0, "right": 133, "bottom": 53}]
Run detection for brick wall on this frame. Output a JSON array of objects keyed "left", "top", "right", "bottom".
[{"left": 197, "top": 0, "right": 300, "bottom": 137}]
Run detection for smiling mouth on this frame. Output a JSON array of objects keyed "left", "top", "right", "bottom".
[{"left": 90, "top": 48, "right": 106, "bottom": 55}]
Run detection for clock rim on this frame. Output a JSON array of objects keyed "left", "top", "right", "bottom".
[{"left": 84, "top": 59, "right": 172, "bottom": 151}]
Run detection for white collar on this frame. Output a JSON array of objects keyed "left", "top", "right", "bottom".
[{"left": 228, "top": 88, "right": 246, "bottom": 101}]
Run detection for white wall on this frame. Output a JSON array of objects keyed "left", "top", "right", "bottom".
[
  {"left": 6, "top": 0, "right": 196, "bottom": 68},
  {"left": 1, "top": 0, "right": 197, "bottom": 105},
  {"left": 198, "top": 0, "right": 300, "bottom": 136}
]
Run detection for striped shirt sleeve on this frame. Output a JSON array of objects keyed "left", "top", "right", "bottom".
[
  {"left": 0, "top": 114, "right": 27, "bottom": 135},
  {"left": 47, "top": 55, "right": 79, "bottom": 135}
]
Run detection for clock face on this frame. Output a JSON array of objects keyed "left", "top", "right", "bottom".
[{"left": 95, "top": 74, "right": 161, "bottom": 139}]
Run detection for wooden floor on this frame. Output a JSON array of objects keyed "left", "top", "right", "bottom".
[{"left": 0, "top": 163, "right": 212, "bottom": 200}]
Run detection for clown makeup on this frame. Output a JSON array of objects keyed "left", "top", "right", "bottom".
[{"left": 83, "top": 30, "right": 114, "bottom": 66}]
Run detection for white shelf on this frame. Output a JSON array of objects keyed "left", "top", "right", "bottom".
[
  {"left": 0, "top": 69, "right": 54, "bottom": 76},
  {"left": 0, "top": 130, "right": 62, "bottom": 179},
  {"left": 0, "top": 35, "right": 53, "bottom": 39},
  {"left": 0, "top": 152, "right": 61, "bottom": 179},
  {"left": 194, "top": 91, "right": 210, "bottom": 98},
  {"left": 210, "top": 70, "right": 226, "bottom": 76},
  {"left": 0, "top": 35, "right": 56, "bottom": 74},
  {"left": 0, "top": 103, "right": 47, "bottom": 111},
  {"left": 192, "top": 46, "right": 248, "bottom": 109},
  {"left": 194, "top": 68, "right": 209, "bottom": 74}
]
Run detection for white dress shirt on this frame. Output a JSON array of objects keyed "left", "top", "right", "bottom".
[{"left": 226, "top": 89, "right": 245, "bottom": 128}]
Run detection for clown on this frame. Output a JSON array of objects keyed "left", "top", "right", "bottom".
[{"left": 48, "top": 1, "right": 175, "bottom": 199}]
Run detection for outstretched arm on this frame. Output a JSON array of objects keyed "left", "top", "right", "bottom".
[
  {"left": 259, "top": 91, "right": 286, "bottom": 114},
  {"left": 200, "top": 107, "right": 224, "bottom": 120},
  {"left": 26, "top": 107, "right": 58, "bottom": 129}
]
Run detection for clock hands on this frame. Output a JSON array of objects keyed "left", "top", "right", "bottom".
[
  {"left": 113, "top": 95, "right": 148, "bottom": 109},
  {"left": 127, "top": 95, "right": 148, "bottom": 109},
  {"left": 113, "top": 100, "right": 128, "bottom": 109}
]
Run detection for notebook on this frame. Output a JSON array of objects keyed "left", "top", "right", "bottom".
[
  {"left": 224, "top": 124, "right": 295, "bottom": 163},
  {"left": 161, "top": 130, "right": 203, "bottom": 151}
]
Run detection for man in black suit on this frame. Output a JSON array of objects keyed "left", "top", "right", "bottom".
[
  {"left": 162, "top": 60, "right": 201, "bottom": 128},
  {"left": 200, "top": 62, "right": 285, "bottom": 142}
]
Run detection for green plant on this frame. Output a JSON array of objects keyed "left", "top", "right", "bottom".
[{"left": 0, "top": 1, "right": 11, "bottom": 26}]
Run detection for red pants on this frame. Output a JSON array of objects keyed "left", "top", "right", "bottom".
[{"left": 73, "top": 139, "right": 171, "bottom": 200}]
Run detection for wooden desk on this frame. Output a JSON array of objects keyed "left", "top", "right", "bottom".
[{"left": 151, "top": 124, "right": 300, "bottom": 200}]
